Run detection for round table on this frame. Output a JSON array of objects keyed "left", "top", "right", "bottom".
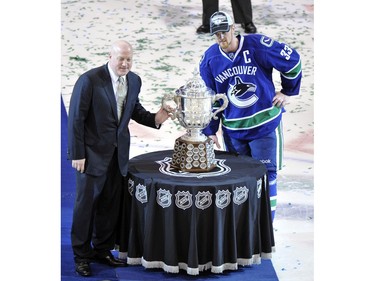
[{"left": 117, "top": 150, "right": 275, "bottom": 275}]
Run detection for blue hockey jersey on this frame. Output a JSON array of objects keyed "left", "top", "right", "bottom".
[{"left": 199, "top": 34, "right": 302, "bottom": 140}]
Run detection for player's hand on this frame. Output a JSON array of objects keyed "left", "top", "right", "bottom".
[
  {"left": 272, "top": 91, "right": 289, "bottom": 108},
  {"left": 208, "top": 135, "right": 221, "bottom": 149}
]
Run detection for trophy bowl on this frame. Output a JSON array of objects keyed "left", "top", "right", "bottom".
[{"left": 162, "top": 69, "right": 228, "bottom": 172}]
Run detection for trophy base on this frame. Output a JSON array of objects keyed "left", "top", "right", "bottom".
[{"left": 171, "top": 137, "right": 216, "bottom": 172}]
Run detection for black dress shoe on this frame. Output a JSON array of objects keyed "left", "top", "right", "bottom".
[
  {"left": 96, "top": 255, "right": 127, "bottom": 267},
  {"left": 242, "top": 22, "right": 257, "bottom": 33},
  {"left": 75, "top": 261, "right": 91, "bottom": 277},
  {"left": 196, "top": 24, "right": 210, "bottom": 34}
]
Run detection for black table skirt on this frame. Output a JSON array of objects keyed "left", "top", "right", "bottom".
[{"left": 116, "top": 150, "right": 275, "bottom": 275}]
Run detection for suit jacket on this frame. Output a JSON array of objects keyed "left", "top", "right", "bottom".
[{"left": 67, "top": 63, "right": 158, "bottom": 176}]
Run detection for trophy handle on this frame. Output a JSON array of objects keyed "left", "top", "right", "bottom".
[{"left": 211, "top": 94, "right": 228, "bottom": 120}]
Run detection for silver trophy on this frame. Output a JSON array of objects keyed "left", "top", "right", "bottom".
[{"left": 162, "top": 69, "right": 228, "bottom": 172}]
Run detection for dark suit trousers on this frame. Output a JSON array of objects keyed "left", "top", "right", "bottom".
[
  {"left": 71, "top": 150, "right": 123, "bottom": 261},
  {"left": 202, "top": 0, "right": 218, "bottom": 26},
  {"left": 201, "top": 0, "right": 254, "bottom": 25}
]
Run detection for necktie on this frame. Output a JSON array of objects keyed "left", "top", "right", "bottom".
[{"left": 117, "top": 76, "right": 126, "bottom": 122}]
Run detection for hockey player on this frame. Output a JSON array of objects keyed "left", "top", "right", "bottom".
[{"left": 199, "top": 11, "right": 302, "bottom": 221}]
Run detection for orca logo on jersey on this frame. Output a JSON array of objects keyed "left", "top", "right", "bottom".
[
  {"left": 228, "top": 76, "right": 258, "bottom": 108},
  {"left": 231, "top": 76, "right": 256, "bottom": 97}
]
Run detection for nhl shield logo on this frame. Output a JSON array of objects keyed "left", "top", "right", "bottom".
[
  {"left": 175, "top": 191, "right": 193, "bottom": 210},
  {"left": 215, "top": 189, "right": 231, "bottom": 209},
  {"left": 257, "top": 179, "right": 262, "bottom": 198},
  {"left": 233, "top": 186, "right": 249, "bottom": 205},
  {"left": 135, "top": 183, "right": 147, "bottom": 203},
  {"left": 156, "top": 188, "right": 172, "bottom": 208},
  {"left": 195, "top": 191, "right": 212, "bottom": 210}
]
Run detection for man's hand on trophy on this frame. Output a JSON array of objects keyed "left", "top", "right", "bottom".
[
  {"left": 155, "top": 107, "right": 172, "bottom": 126},
  {"left": 161, "top": 98, "right": 178, "bottom": 119},
  {"left": 209, "top": 135, "right": 221, "bottom": 149}
]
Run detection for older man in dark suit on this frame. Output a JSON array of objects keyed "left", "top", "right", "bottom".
[{"left": 67, "top": 40, "right": 170, "bottom": 277}]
